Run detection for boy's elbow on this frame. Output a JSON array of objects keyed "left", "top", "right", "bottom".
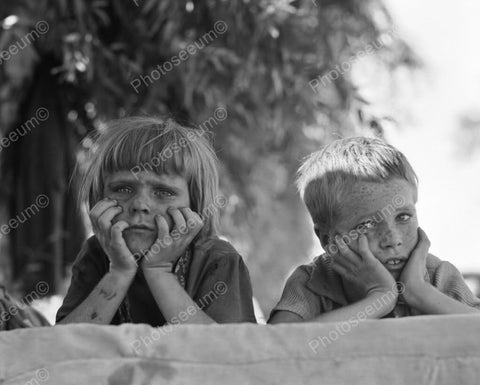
[{"left": 268, "top": 310, "right": 304, "bottom": 324}]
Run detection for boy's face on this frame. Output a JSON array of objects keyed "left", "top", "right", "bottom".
[
  {"left": 103, "top": 170, "right": 190, "bottom": 255},
  {"left": 321, "top": 178, "right": 418, "bottom": 280}
]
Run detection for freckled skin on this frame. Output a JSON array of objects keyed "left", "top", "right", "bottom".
[
  {"left": 327, "top": 178, "right": 419, "bottom": 280},
  {"left": 103, "top": 171, "right": 191, "bottom": 255}
]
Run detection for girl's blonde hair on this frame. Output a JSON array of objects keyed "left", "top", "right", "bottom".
[{"left": 77, "top": 116, "right": 219, "bottom": 237}]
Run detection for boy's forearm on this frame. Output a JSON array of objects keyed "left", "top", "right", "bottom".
[
  {"left": 404, "top": 282, "right": 480, "bottom": 315},
  {"left": 142, "top": 268, "right": 215, "bottom": 325},
  {"left": 57, "top": 268, "right": 136, "bottom": 325},
  {"left": 311, "top": 291, "right": 397, "bottom": 323}
]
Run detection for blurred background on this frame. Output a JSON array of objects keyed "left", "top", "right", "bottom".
[{"left": 0, "top": 0, "right": 479, "bottom": 324}]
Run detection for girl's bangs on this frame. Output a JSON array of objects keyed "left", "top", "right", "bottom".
[{"left": 102, "top": 126, "right": 190, "bottom": 178}]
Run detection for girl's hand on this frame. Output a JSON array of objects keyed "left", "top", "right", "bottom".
[
  {"left": 89, "top": 198, "right": 138, "bottom": 274},
  {"left": 141, "top": 207, "right": 204, "bottom": 271},
  {"left": 331, "top": 233, "right": 397, "bottom": 299},
  {"left": 399, "top": 228, "right": 431, "bottom": 303}
]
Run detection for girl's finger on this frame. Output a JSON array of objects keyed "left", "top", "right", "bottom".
[
  {"left": 89, "top": 199, "right": 118, "bottom": 226},
  {"left": 97, "top": 205, "right": 123, "bottom": 234},
  {"left": 154, "top": 214, "right": 170, "bottom": 239},
  {"left": 110, "top": 220, "right": 130, "bottom": 249},
  {"left": 179, "top": 208, "right": 204, "bottom": 233},
  {"left": 167, "top": 207, "right": 186, "bottom": 232}
]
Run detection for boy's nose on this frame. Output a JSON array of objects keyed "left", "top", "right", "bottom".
[{"left": 379, "top": 226, "right": 403, "bottom": 249}]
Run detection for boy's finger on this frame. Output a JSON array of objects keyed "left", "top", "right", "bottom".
[
  {"left": 332, "top": 253, "right": 354, "bottom": 272},
  {"left": 331, "top": 259, "right": 350, "bottom": 279},
  {"left": 167, "top": 207, "right": 186, "bottom": 232},
  {"left": 335, "top": 235, "right": 361, "bottom": 265},
  {"left": 357, "top": 234, "right": 376, "bottom": 262},
  {"left": 410, "top": 227, "right": 430, "bottom": 261}
]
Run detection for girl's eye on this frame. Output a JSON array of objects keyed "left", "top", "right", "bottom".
[
  {"left": 155, "top": 190, "right": 174, "bottom": 198},
  {"left": 114, "top": 186, "right": 131, "bottom": 193}
]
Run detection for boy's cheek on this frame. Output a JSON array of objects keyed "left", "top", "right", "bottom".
[{"left": 404, "top": 226, "right": 420, "bottom": 255}]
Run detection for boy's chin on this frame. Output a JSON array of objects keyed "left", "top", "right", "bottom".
[
  {"left": 123, "top": 233, "right": 156, "bottom": 256},
  {"left": 389, "top": 270, "right": 402, "bottom": 281}
]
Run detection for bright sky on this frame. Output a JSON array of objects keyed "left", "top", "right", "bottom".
[
  {"left": 383, "top": 0, "right": 480, "bottom": 272},
  {"left": 312, "top": 1, "right": 480, "bottom": 273}
]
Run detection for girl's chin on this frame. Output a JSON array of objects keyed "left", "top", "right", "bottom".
[{"left": 123, "top": 233, "right": 156, "bottom": 256}]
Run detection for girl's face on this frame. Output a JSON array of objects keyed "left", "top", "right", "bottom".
[{"left": 103, "top": 170, "right": 190, "bottom": 254}]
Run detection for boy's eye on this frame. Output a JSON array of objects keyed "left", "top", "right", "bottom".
[
  {"left": 356, "top": 220, "right": 376, "bottom": 231},
  {"left": 397, "top": 213, "right": 411, "bottom": 222}
]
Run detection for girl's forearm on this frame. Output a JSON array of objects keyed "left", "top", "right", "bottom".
[
  {"left": 142, "top": 267, "right": 215, "bottom": 325},
  {"left": 57, "top": 268, "right": 136, "bottom": 325}
]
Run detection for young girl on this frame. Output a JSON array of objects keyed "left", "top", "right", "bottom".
[{"left": 56, "top": 117, "right": 256, "bottom": 326}]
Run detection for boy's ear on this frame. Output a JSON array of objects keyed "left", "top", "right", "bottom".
[{"left": 313, "top": 224, "right": 330, "bottom": 249}]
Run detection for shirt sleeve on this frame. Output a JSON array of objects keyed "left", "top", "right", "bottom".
[
  {"left": 55, "top": 237, "right": 109, "bottom": 323},
  {"left": 431, "top": 260, "right": 480, "bottom": 310},
  {"left": 192, "top": 249, "right": 257, "bottom": 324},
  {"left": 269, "top": 266, "right": 321, "bottom": 321}
]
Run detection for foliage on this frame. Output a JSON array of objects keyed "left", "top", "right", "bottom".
[{"left": 0, "top": 0, "right": 416, "bottom": 311}]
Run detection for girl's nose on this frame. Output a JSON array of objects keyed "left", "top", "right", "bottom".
[{"left": 129, "top": 193, "right": 151, "bottom": 214}]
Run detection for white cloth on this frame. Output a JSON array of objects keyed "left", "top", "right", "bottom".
[{"left": 1, "top": 315, "right": 480, "bottom": 384}]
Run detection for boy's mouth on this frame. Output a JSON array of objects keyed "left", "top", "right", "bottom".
[{"left": 382, "top": 258, "right": 406, "bottom": 271}]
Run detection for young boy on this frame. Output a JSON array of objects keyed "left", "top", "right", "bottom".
[
  {"left": 56, "top": 117, "right": 256, "bottom": 326},
  {"left": 269, "top": 137, "right": 480, "bottom": 323}
]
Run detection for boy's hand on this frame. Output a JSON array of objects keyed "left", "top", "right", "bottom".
[
  {"left": 90, "top": 198, "right": 138, "bottom": 274},
  {"left": 399, "top": 228, "right": 431, "bottom": 304},
  {"left": 331, "top": 234, "right": 397, "bottom": 299},
  {"left": 141, "top": 207, "right": 203, "bottom": 271}
]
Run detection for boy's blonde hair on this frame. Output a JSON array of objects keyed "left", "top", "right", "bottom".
[
  {"left": 78, "top": 116, "right": 219, "bottom": 237},
  {"left": 296, "top": 137, "right": 418, "bottom": 234}
]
